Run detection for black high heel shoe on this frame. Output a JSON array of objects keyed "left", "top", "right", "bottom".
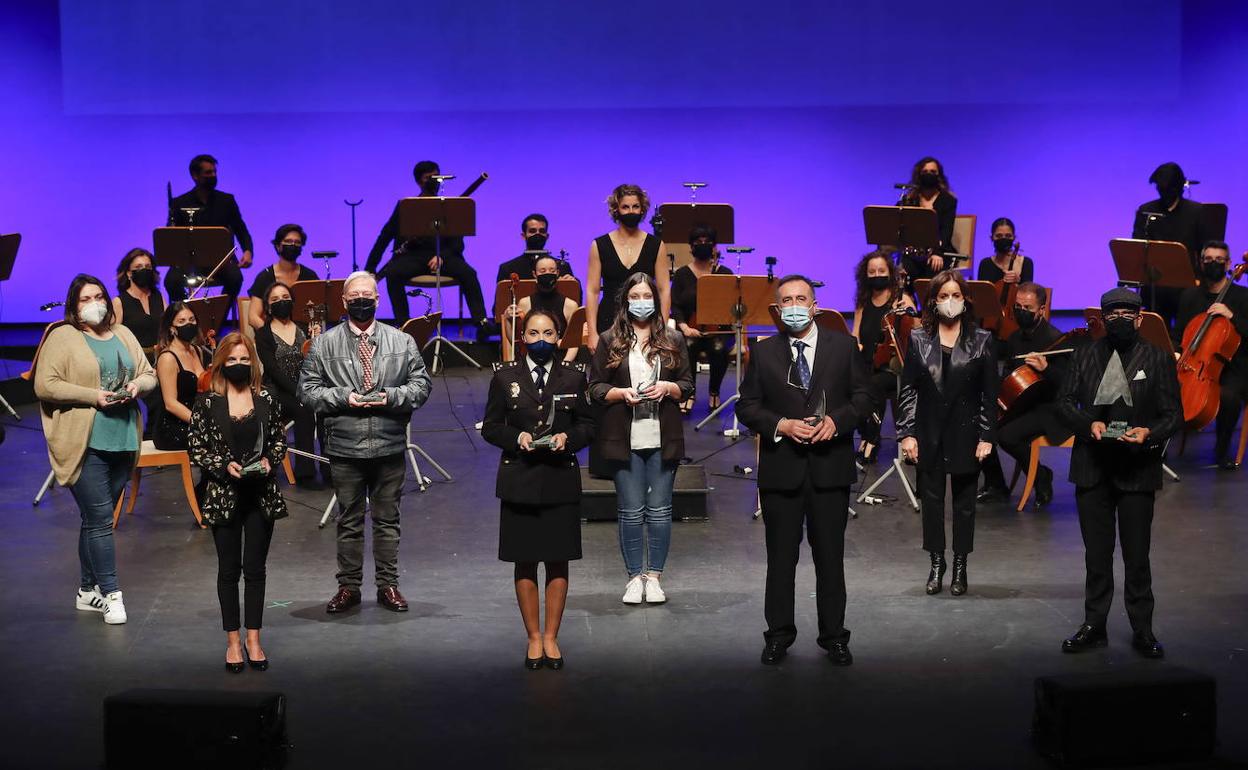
[
  {"left": 225, "top": 647, "right": 245, "bottom": 674},
  {"left": 524, "top": 656, "right": 544, "bottom": 671},
  {"left": 244, "top": 642, "right": 269, "bottom": 672},
  {"left": 544, "top": 655, "right": 565, "bottom": 671}
]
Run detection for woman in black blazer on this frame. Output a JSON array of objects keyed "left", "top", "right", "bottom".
[
  {"left": 588, "top": 273, "right": 694, "bottom": 605},
  {"left": 482, "top": 309, "right": 595, "bottom": 670},
  {"left": 188, "top": 332, "right": 289, "bottom": 674},
  {"left": 896, "top": 270, "right": 997, "bottom": 596}
]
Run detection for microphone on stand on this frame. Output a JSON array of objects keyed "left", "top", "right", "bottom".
[{"left": 893, "top": 183, "right": 917, "bottom": 190}]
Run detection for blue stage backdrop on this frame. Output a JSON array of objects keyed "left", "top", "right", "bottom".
[{"left": 1, "top": 1, "right": 1244, "bottom": 320}]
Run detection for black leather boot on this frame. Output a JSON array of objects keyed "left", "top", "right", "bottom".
[
  {"left": 925, "top": 551, "right": 946, "bottom": 595},
  {"left": 950, "top": 554, "right": 968, "bottom": 596}
]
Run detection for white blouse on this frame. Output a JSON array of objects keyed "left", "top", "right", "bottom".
[{"left": 628, "top": 343, "right": 662, "bottom": 450}]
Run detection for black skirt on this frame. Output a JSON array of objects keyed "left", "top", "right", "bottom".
[{"left": 499, "top": 500, "right": 582, "bottom": 563}]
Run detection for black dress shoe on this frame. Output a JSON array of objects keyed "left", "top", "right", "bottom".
[
  {"left": 1036, "top": 465, "right": 1055, "bottom": 506},
  {"left": 1218, "top": 457, "right": 1241, "bottom": 471},
  {"left": 976, "top": 486, "right": 1009, "bottom": 504},
  {"left": 760, "top": 640, "right": 789, "bottom": 665},
  {"left": 1062, "top": 624, "right": 1108, "bottom": 653},
  {"left": 950, "top": 553, "right": 968, "bottom": 596},
  {"left": 826, "top": 641, "right": 853, "bottom": 667},
  {"left": 524, "top": 656, "right": 543, "bottom": 671},
  {"left": 545, "top": 656, "right": 565, "bottom": 671},
  {"left": 925, "top": 551, "right": 946, "bottom": 595},
  {"left": 1132, "top": 630, "right": 1165, "bottom": 659},
  {"left": 224, "top": 660, "right": 245, "bottom": 674}
]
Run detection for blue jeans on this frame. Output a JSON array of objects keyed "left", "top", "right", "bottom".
[
  {"left": 68, "top": 449, "right": 132, "bottom": 594},
  {"left": 613, "top": 449, "right": 676, "bottom": 577}
]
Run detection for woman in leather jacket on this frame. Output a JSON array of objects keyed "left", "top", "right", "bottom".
[{"left": 896, "top": 271, "right": 997, "bottom": 597}]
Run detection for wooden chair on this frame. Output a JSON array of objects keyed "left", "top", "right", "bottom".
[
  {"left": 237, "top": 296, "right": 255, "bottom": 341},
  {"left": 1013, "top": 435, "right": 1075, "bottom": 511},
  {"left": 952, "top": 214, "right": 977, "bottom": 258},
  {"left": 401, "top": 312, "right": 443, "bottom": 351},
  {"left": 559, "top": 306, "right": 588, "bottom": 352},
  {"left": 114, "top": 441, "right": 205, "bottom": 529},
  {"left": 409, "top": 276, "right": 464, "bottom": 335}
]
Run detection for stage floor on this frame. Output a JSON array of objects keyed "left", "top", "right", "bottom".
[{"left": 2, "top": 370, "right": 1246, "bottom": 769}]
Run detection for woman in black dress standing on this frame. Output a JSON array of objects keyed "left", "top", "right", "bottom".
[
  {"left": 584, "top": 183, "right": 670, "bottom": 351},
  {"left": 896, "top": 270, "right": 997, "bottom": 597},
  {"left": 671, "top": 224, "right": 734, "bottom": 413},
  {"left": 113, "top": 248, "right": 165, "bottom": 436},
  {"left": 253, "top": 281, "right": 325, "bottom": 488},
  {"left": 153, "top": 301, "right": 211, "bottom": 450},
  {"left": 850, "top": 249, "right": 915, "bottom": 461},
  {"left": 482, "top": 310, "right": 595, "bottom": 670}
]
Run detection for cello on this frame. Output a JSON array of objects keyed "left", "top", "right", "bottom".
[
  {"left": 992, "top": 241, "right": 1025, "bottom": 340},
  {"left": 1176, "top": 258, "right": 1248, "bottom": 430},
  {"left": 997, "top": 327, "right": 1088, "bottom": 421}
]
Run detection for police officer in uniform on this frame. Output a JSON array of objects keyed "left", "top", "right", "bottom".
[{"left": 481, "top": 309, "right": 595, "bottom": 671}]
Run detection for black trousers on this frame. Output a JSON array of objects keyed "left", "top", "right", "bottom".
[
  {"left": 1074, "top": 481, "right": 1155, "bottom": 633},
  {"left": 382, "top": 252, "right": 487, "bottom": 324},
  {"left": 331, "top": 453, "right": 406, "bottom": 589},
  {"left": 686, "top": 335, "right": 732, "bottom": 395},
  {"left": 981, "top": 404, "right": 1059, "bottom": 490},
  {"left": 919, "top": 467, "right": 977, "bottom": 554},
  {"left": 164, "top": 261, "right": 244, "bottom": 303},
  {"left": 759, "top": 472, "right": 850, "bottom": 648},
  {"left": 1214, "top": 368, "right": 1248, "bottom": 460},
  {"left": 211, "top": 502, "right": 275, "bottom": 632},
  {"left": 860, "top": 368, "right": 896, "bottom": 445}
]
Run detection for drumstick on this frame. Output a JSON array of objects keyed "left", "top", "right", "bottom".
[{"left": 1012, "top": 347, "right": 1075, "bottom": 359}]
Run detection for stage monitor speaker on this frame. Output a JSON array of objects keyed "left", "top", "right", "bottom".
[
  {"left": 104, "top": 688, "right": 288, "bottom": 769},
  {"left": 1033, "top": 666, "right": 1215, "bottom": 767},
  {"left": 580, "top": 464, "right": 710, "bottom": 521}
]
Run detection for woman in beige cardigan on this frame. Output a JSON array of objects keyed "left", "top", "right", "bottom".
[{"left": 34, "top": 274, "right": 157, "bottom": 625}]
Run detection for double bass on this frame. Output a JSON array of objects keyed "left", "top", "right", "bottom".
[{"left": 1176, "top": 258, "right": 1248, "bottom": 430}]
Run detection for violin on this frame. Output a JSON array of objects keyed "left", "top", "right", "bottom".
[
  {"left": 997, "top": 327, "right": 1089, "bottom": 421},
  {"left": 301, "top": 300, "right": 326, "bottom": 356},
  {"left": 1176, "top": 258, "right": 1248, "bottom": 430}
]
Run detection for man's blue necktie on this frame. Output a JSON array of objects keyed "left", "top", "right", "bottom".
[{"left": 793, "top": 340, "right": 811, "bottom": 390}]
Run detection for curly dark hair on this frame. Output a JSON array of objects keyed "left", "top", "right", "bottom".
[
  {"left": 604, "top": 273, "right": 681, "bottom": 370},
  {"left": 919, "top": 269, "right": 977, "bottom": 341},
  {"left": 853, "top": 249, "right": 900, "bottom": 309},
  {"left": 115, "top": 247, "right": 159, "bottom": 292},
  {"left": 900, "top": 156, "right": 955, "bottom": 204}
]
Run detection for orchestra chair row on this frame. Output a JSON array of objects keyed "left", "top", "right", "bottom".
[{"left": 1007, "top": 435, "right": 1075, "bottom": 512}]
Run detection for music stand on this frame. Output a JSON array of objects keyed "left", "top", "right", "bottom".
[
  {"left": 290, "top": 279, "right": 346, "bottom": 326},
  {"left": 1201, "top": 203, "right": 1228, "bottom": 243},
  {"left": 184, "top": 295, "right": 231, "bottom": 337},
  {"left": 0, "top": 234, "right": 22, "bottom": 419},
  {"left": 397, "top": 196, "right": 481, "bottom": 372},
  {"left": 658, "top": 203, "right": 735, "bottom": 275},
  {"left": 152, "top": 226, "right": 234, "bottom": 297},
  {"left": 693, "top": 274, "right": 778, "bottom": 437},
  {"left": 1110, "top": 238, "right": 1194, "bottom": 313}
]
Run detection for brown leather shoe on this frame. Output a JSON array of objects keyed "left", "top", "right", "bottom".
[
  {"left": 326, "top": 586, "right": 361, "bottom": 614},
  {"left": 377, "top": 585, "right": 409, "bottom": 612}
]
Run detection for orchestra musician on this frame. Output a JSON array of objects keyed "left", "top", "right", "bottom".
[
  {"left": 501, "top": 254, "right": 580, "bottom": 363},
  {"left": 1172, "top": 241, "right": 1248, "bottom": 469},
  {"left": 113, "top": 247, "right": 165, "bottom": 438},
  {"left": 850, "top": 248, "right": 915, "bottom": 462},
  {"left": 1132, "top": 162, "right": 1209, "bottom": 326},
  {"left": 493, "top": 214, "right": 576, "bottom": 316},
  {"left": 152, "top": 302, "right": 211, "bottom": 451},
  {"left": 246, "top": 224, "right": 318, "bottom": 330},
  {"left": 584, "top": 184, "right": 671, "bottom": 351},
  {"left": 365, "top": 160, "right": 492, "bottom": 336},
  {"left": 166, "top": 154, "right": 252, "bottom": 306},
  {"left": 898, "top": 157, "right": 958, "bottom": 280},
  {"left": 977, "top": 283, "right": 1072, "bottom": 505},
  {"left": 976, "top": 218, "right": 1034, "bottom": 285},
  {"left": 1056, "top": 288, "right": 1180, "bottom": 659},
  {"left": 897, "top": 270, "right": 997, "bottom": 597},
  {"left": 671, "top": 225, "right": 734, "bottom": 414}
]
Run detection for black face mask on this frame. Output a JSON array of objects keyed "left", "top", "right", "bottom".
[
  {"left": 617, "top": 212, "right": 643, "bottom": 228},
  {"left": 918, "top": 172, "right": 940, "bottom": 190},
  {"left": 525, "top": 234, "right": 548, "bottom": 251},
  {"left": 993, "top": 237, "right": 1014, "bottom": 254},
  {"left": 1158, "top": 185, "right": 1183, "bottom": 207},
  {"left": 1202, "top": 261, "right": 1226, "bottom": 283},
  {"left": 223, "top": 363, "right": 251, "bottom": 385},
  {"left": 420, "top": 178, "right": 441, "bottom": 196},
  {"left": 1104, "top": 316, "right": 1138, "bottom": 350},
  {"left": 174, "top": 322, "right": 199, "bottom": 342},
  {"left": 130, "top": 268, "right": 156, "bottom": 289},
  {"left": 536, "top": 273, "right": 558, "bottom": 292},
  {"left": 346, "top": 298, "right": 377, "bottom": 323},
  {"left": 269, "top": 299, "right": 294, "bottom": 319},
  {"left": 280, "top": 243, "right": 302, "bottom": 260},
  {"left": 691, "top": 243, "right": 714, "bottom": 260},
  {"left": 198, "top": 177, "right": 217, "bottom": 191},
  {"left": 1013, "top": 308, "right": 1037, "bottom": 329},
  {"left": 866, "top": 275, "right": 891, "bottom": 291}
]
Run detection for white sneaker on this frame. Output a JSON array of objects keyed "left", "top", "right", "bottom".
[
  {"left": 643, "top": 575, "right": 667, "bottom": 604},
  {"left": 102, "top": 591, "right": 127, "bottom": 625},
  {"left": 622, "top": 576, "right": 645, "bottom": 604},
  {"left": 75, "top": 586, "right": 105, "bottom": 613}
]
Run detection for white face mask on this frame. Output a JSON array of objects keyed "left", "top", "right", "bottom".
[
  {"left": 79, "top": 300, "right": 108, "bottom": 327},
  {"left": 936, "top": 297, "right": 964, "bottom": 320}
]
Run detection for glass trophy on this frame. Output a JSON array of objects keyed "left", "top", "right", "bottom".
[
  {"left": 102, "top": 351, "right": 133, "bottom": 404},
  {"left": 238, "top": 422, "right": 269, "bottom": 479},
  {"left": 634, "top": 362, "right": 660, "bottom": 419},
  {"left": 802, "top": 391, "right": 827, "bottom": 427},
  {"left": 1101, "top": 420, "right": 1130, "bottom": 440},
  {"left": 530, "top": 395, "right": 559, "bottom": 450}
]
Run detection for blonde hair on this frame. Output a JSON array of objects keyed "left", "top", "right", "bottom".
[
  {"left": 606, "top": 184, "right": 650, "bottom": 222},
  {"left": 209, "top": 332, "right": 264, "bottom": 395}
]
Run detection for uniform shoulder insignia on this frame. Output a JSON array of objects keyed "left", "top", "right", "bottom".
[
  {"left": 560, "top": 360, "right": 587, "bottom": 373},
  {"left": 492, "top": 361, "right": 519, "bottom": 372}
]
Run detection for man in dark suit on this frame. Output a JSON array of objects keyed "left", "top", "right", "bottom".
[
  {"left": 738, "top": 274, "right": 871, "bottom": 666},
  {"left": 165, "top": 154, "right": 252, "bottom": 305},
  {"left": 1056, "top": 288, "right": 1181, "bottom": 659}
]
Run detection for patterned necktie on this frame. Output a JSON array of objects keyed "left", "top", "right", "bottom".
[
  {"left": 793, "top": 340, "right": 811, "bottom": 390},
  {"left": 358, "top": 332, "right": 374, "bottom": 392},
  {"left": 533, "top": 363, "right": 546, "bottom": 393}
]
